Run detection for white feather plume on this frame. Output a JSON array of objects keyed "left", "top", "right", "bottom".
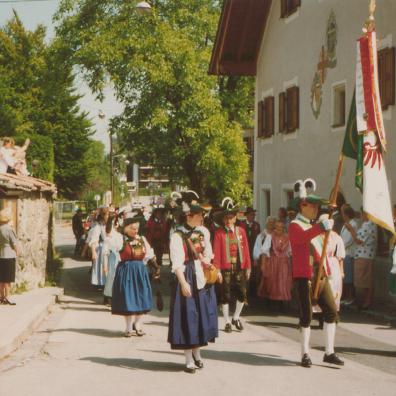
[
  {"left": 304, "top": 178, "right": 317, "bottom": 194},
  {"left": 185, "top": 190, "right": 200, "bottom": 199},
  {"left": 221, "top": 197, "right": 235, "bottom": 210},
  {"left": 170, "top": 191, "right": 182, "bottom": 200}
]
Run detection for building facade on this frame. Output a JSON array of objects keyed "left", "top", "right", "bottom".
[
  {"left": 254, "top": 0, "right": 396, "bottom": 226},
  {"left": 210, "top": 0, "right": 396, "bottom": 227}
]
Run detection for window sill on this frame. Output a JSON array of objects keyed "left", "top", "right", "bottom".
[
  {"left": 282, "top": 8, "right": 300, "bottom": 24},
  {"left": 331, "top": 124, "right": 346, "bottom": 133}
]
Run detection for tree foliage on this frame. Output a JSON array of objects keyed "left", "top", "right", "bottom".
[
  {"left": 0, "top": 12, "right": 95, "bottom": 198},
  {"left": 55, "top": 0, "right": 254, "bottom": 203}
]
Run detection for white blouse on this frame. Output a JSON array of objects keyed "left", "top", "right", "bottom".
[
  {"left": 170, "top": 225, "right": 212, "bottom": 290},
  {"left": 253, "top": 230, "right": 270, "bottom": 261},
  {"left": 86, "top": 223, "right": 106, "bottom": 247}
]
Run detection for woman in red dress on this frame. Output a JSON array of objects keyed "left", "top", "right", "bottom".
[{"left": 259, "top": 220, "right": 292, "bottom": 309}]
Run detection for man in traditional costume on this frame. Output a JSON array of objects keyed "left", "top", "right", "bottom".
[
  {"left": 289, "top": 179, "right": 344, "bottom": 368},
  {"left": 213, "top": 198, "right": 251, "bottom": 333},
  {"left": 145, "top": 206, "right": 167, "bottom": 266}
]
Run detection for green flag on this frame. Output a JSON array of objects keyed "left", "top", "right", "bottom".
[{"left": 342, "top": 91, "right": 363, "bottom": 192}]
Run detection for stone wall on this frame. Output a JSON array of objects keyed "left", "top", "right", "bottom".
[{"left": 15, "top": 193, "right": 53, "bottom": 290}]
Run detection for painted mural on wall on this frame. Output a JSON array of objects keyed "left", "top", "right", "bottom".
[{"left": 311, "top": 10, "right": 338, "bottom": 119}]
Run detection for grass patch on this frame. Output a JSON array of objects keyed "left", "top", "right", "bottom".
[{"left": 45, "top": 252, "right": 64, "bottom": 286}]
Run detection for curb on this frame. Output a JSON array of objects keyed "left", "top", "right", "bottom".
[{"left": 0, "top": 287, "right": 64, "bottom": 360}]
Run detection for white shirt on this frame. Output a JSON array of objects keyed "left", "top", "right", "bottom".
[
  {"left": 103, "top": 230, "right": 124, "bottom": 255},
  {"left": 170, "top": 225, "right": 212, "bottom": 289},
  {"left": 340, "top": 219, "right": 358, "bottom": 257},
  {"left": 0, "top": 147, "right": 16, "bottom": 173},
  {"left": 253, "top": 230, "right": 270, "bottom": 261},
  {"left": 86, "top": 223, "right": 106, "bottom": 247}
]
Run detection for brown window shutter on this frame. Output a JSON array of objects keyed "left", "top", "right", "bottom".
[
  {"left": 291, "top": 0, "right": 301, "bottom": 11},
  {"left": 287, "top": 86, "right": 299, "bottom": 132},
  {"left": 267, "top": 96, "right": 275, "bottom": 137},
  {"left": 279, "top": 92, "right": 286, "bottom": 133},
  {"left": 281, "top": 0, "right": 287, "bottom": 18},
  {"left": 257, "top": 100, "right": 264, "bottom": 138},
  {"left": 384, "top": 47, "right": 395, "bottom": 109}
]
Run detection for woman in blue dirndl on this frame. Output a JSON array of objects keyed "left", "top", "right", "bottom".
[
  {"left": 168, "top": 192, "right": 219, "bottom": 374},
  {"left": 112, "top": 216, "right": 160, "bottom": 337},
  {"left": 103, "top": 213, "right": 123, "bottom": 305},
  {"left": 87, "top": 207, "right": 109, "bottom": 289}
]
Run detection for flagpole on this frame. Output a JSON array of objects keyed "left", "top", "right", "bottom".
[
  {"left": 313, "top": 0, "right": 379, "bottom": 300},
  {"left": 313, "top": 154, "right": 344, "bottom": 301}
]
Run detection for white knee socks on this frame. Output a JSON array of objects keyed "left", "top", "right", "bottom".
[
  {"left": 134, "top": 314, "right": 143, "bottom": 330},
  {"left": 192, "top": 347, "right": 201, "bottom": 361},
  {"left": 324, "top": 322, "right": 336, "bottom": 355},
  {"left": 301, "top": 327, "right": 311, "bottom": 357},
  {"left": 222, "top": 304, "right": 230, "bottom": 324},
  {"left": 184, "top": 350, "right": 195, "bottom": 369},
  {"left": 125, "top": 315, "right": 133, "bottom": 332},
  {"left": 233, "top": 300, "right": 245, "bottom": 320}
]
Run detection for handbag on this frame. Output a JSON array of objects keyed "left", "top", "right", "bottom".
[
  {"left": 185, "top": 236, "right": 219, "bottom": 284},
  {"left": 203, "top": 264, "right": 219, "bottom": 285}
]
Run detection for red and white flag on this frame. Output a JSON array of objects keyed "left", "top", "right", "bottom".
[{"left": 356, "top": 30, "right": 394, "bottom": 233}]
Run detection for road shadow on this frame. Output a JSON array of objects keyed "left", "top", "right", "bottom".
[
  {"left": 312, "top": 346, "right": 396, "bottom": 359},
  {"left": 40, "top": 327, "right": 122, "bottom": 338},
  {"left": 248, "top": 320, "right": 298, "bottom": 330},
  {"left": 80, "top": 357, "right": 182, "bottom": 372},
  {"left": 140, "top": 349, "right": 297, "bottom": 367}
]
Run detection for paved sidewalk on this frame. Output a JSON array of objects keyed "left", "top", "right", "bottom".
[{"left": 0, "top": 287, "right": 63, "bottom": 360}]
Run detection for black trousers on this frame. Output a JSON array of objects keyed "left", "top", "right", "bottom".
[
  {"left": 220, "top": 269, "right": 248, "bottom": 304},
  {"left": 152, "top": 242, "right": 164, "bottom": 266},
  {"left": 294, "top": 278, "right": 338, "bottom": 327}
]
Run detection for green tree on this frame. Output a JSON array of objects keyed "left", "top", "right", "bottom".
[
  {"left": 55, "top": 0, "right": 253, "bottom": 203},
  {"left": 0, "top": 12, "right": 94, "bottom": 198}
]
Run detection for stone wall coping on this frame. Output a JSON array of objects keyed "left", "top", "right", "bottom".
[{"left": 0, "top": 173, "right": 56, "bottom": 194}]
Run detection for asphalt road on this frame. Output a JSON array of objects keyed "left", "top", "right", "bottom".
[{"left": 0, "top": 224, "right": 395, "bottom": 396}]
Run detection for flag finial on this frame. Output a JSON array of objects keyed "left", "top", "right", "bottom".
[{"left": 363, "top": 0, "right": 376, "bottom": 33}]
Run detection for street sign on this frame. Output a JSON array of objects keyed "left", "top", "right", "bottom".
[{"left": 94, "top": 194, "right": 101, "bottom": 202}]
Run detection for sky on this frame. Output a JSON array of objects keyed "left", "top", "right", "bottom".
[{"left": 0, "top": 0, "right": 123, "bottom": 151}]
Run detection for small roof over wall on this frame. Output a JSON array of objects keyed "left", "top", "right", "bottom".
[
  {"left": 0, "top": 173, "right": 56, "bottom": 195},
  {"left": 209, "top": 0, "right": 271, "bottom": 76}
]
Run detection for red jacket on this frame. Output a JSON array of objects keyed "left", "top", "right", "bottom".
[
  {"left": 288, "top": 221, "right": 324, "bottom": 279},
  {"left": 213, "top": 226, "right": 251, "bottom": 270},
  {"left": 145, "top": 218, "right": 167, "bottom": 246}
]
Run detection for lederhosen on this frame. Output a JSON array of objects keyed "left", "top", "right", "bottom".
[
  {"left": 293, "top": 219, "right": 338, "bottom": 327},
  {"left": 220, "top": 228, "right": 247, "bottom": 304}
]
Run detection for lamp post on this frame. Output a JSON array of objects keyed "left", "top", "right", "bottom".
[
  {"left": 136, "top": 1, "right": 152, "bottom": 14},
  {"left": 98, "top": 2, "right": 151, "bottom": 203}
]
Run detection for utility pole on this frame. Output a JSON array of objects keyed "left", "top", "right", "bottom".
[{"left": 110, "top": 132, "right": 114, "bottom": 203}]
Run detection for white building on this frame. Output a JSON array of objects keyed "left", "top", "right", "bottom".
[{"left": 210, "top": 0, "right": 396, "bottom": 226}]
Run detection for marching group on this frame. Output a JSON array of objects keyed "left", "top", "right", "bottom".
[{"left": 69, "top": 179, "right": 395, "bottom": 372}]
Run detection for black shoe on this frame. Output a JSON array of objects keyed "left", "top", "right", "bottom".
[
  {"left": 133, "top": 323, "right": 145, "bottom": 336},
  {"left": 184, "top": 366, "right": 196, "bottom": 374},
  {"left": 224, "top": 323, "right": 232, "bottom": 333},
  {"left": 301, "top": 353, "right": 312, "bottom": 368},
  {"left": 231, "top": 318, "right": 244, "bottom": 331},
  {"left": 193, "top": 356, "right": 204, "bottom": 369},
  {"left": 323, "top": 353, "right": 344, "bottom": 366},
  {"left": 4, "top": 298, "right": 16, "bottom": 306}
]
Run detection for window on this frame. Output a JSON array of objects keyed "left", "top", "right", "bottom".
[
  {"left": 279, "top": 86, "right": 299, "bottom": 133},
  {"left": 281, "top": 0, "right": 301, "bottom": 18},
  {"left": 261, "top": 189, "right": 271, "bottom": 218},
  {"left": 257, "top": 96, "right": 274, "bottom": 139},
  {"left": 332, "top": 83, "right": 346, "bottom": 128},
  {"left": 378, "top": 46, "right": 395, "bottom": 110}
]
